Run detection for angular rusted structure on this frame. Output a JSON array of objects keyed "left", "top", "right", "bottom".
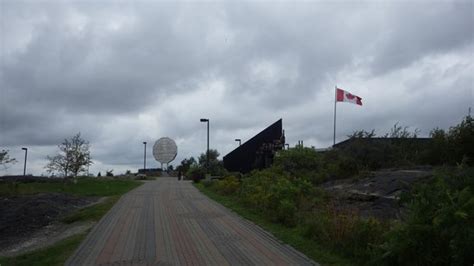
[{"left": 223, "top": 119, "right": 285, "bottom": 173}]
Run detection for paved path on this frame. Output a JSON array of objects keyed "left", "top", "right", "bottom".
[{"left": 67, "top": 178, "right": 316, "bottom": 265}]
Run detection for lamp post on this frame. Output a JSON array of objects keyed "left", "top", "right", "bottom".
[
  {"left": 235, "top": 138, "right": 241, "bottom": 146},
  {"left": 200, "top": 118, "right": 209, "bottom": 175},
  {"left": 21, "top": 147, "right": 27, "bottom": 176},
  {"left": 143, "top": 142, "right": 147, "bottom": 172}
]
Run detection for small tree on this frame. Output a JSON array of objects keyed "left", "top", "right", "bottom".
[
  {"left": 45, "top": 133, "right": 92, "bottom": 177},
  {"left": 176, "top": 157, "right": 196, "bottom": 173},
  {"left": 384, "top": 122, "right": 419, "bottom": 138},
  {"left": 198, "top": 149, "right": 226, "bottom": 176},
  {"left": 0, "top": 149, "right": 17, "bottom": 170}
]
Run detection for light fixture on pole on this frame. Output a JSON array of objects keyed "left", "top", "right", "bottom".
[
  {"left": 21, "top": 147, "right": 28, "bottom": 176},
  {"left": 235, "top": 138, "right": 241, "bottom": 146},
  {"left": 143, "top": 142, "right": 147, "bottom": 172},
  {"left": 200, "top": 118, "right": 209, "bottom": 175}
]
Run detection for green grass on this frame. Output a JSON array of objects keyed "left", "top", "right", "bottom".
[
  {"left": 194, "top": 183, "right": 351, "bottom": 266},
  {"left": 0, "top": 232, "right": 88, "bottom": 266},
  {"left": 0, "top": 178, "right": 142, "bottom": 197},
  {"left": 0, "top": 178, "right": 144, "bottom": 266},
  {"left": 61, "top": 195, "right": 121, "bottom": 224}
]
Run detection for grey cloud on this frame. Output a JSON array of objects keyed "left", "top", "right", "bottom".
[
  {"left": 370, "top": 1, "right": 473, "bottom": 75},
  {"left": 1, "top": 1, "right": 472, "bottom": 175}
]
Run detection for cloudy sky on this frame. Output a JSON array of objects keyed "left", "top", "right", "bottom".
[{"left": 1, "top": 0, "right": 473, "bottom": 176}]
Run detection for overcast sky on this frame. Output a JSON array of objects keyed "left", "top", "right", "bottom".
[{"left": 1, "top": 0, "right": 473, "bottom": 176}]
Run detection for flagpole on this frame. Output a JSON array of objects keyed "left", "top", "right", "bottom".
[{"left": 333, "top": 86, "right": 337, "bottom": 146}]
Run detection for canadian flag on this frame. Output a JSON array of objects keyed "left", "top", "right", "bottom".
[{"left": 336, "top": 88, "right": 363, "bottom": 106}]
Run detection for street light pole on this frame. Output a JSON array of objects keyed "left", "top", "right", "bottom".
[
  {"left": 200, "top": 118, "right": 209, "bottom": 175},
  {"left": 235, "top": 138, "right": 241, "bottom": 146},
  {"left": 143, "top": 142, "right": 147, "bottom": 172},
  {"left": 21, "top": 147, "right": 27, "bottom": 176}
]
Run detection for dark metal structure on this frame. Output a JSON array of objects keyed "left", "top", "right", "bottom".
[
  {"left": 223, "top": 119, "right": 285, "bottom": 173},
  {"left": 333, "top": 137, "right": 433, "bottom": 149},
  {"left": 138, "top": 168, "right": 162, "bottom": 175}
]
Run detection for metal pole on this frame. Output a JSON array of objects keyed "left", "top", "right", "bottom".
[
  {"left": 333, "top": 86, "right": 337, "bottom": 146},
  {"left": 23, "top": 148, "right": 27, "bottom": 176},
  {"left": 143, "top": 142, "right": 147, "bottom": 172},
  {"left": 207, "top": 120, "right": 209, "bottom": 175},
  {"left": 200, "top": 118, "right": 210, "bottom": 176}
]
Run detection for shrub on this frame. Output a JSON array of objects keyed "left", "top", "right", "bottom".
[
  {"left": 272, "top": 148, "right": 360, "bottom": 183},
  {"left": 303, "top": 204, "right": 387, "bottom": 262},
  {"left": 197, "top": 149, "right": 228, "bottom": 176},
  {"left": 276, "top": 198, "right": 297, "bottom": 226},
  {"left": 303, "top": 212, "right": 331, "bottom": 242},
  {"left": 375, "top": 167, "right": 474, "bottom": 265},
  {"left": 347, "top": 218, "right": 386, "bottom": 261},
  {"left": 187, "top": 165, "right": 206, "bottom": 183},
  {"left": 273, "top": 148, "right": 321, "bottom": 182},
  {"left": 214, "top": 176, "right": 240, "bottom": 195},
  {"left": 417, "top": 115, "right": 473, "bottom": 166},
  {"left": 240, "top": 169, "right": 277, "bottom": 211},
  {"left": 321, "top": 150, "right": 360, "bottom": 180},
  {"left": 448, "top": 115, "right": 474, "bottom": 166},
  {"left": 201, "top": 179, "right": 214, "bottom": 188},
  {"left": 239, "top": 168, "right": 321, "bottom": 227}
]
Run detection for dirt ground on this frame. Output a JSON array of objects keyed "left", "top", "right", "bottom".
[{"left": 0, "top": 193, "right": 98, "bottom": 255}]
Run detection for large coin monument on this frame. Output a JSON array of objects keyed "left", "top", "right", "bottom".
[{"left": 153, "top": 137, "right": 178, "bottom": 165}]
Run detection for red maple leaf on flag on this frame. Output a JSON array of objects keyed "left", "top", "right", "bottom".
[
  {"left": 345, "top": 93, "right": 355, "bottom": 99},
  {"left": 336, "top": 88, "right": 362, "bottom": 106}
]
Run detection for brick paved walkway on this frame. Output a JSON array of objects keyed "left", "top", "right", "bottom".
[{"left": 66, "top": 178, "right": 316, "bottom": 265}]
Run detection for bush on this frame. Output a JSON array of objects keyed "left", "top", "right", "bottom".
[
  {"left": 347, "top": 218, "right": 386, "bottom": 261},
  {"left": 275, "top": 198, "right": 297, "bottom": 226},
  {"left": 187, "top": 165, "right": 206, "bottom": 183},
  {"left": 448, "top": 115, "right": 474, "bottom": 166},
  {"left": 303, "top": 204, "right": 387, "bottom": 262},
  {"left": 272, "top": 148, "right": 360, "bottom": 183},
  {"left": 239, "top": 169, "right": 276, "bottom": 211},
  {"left": 273, "top": 148, "right": 321, "bottom": 182},
  {"left": 375, "top": 167, "right": 474, "bottom": 265},
  {"left": 201, "top": 179, "right": 214, "bottom": 188},
  {"left": 321, "top": 150, "right": 360, "bottom": 180},
  {"left": 214, "top": 176, "right": 240, "bottom": 195},
  {"left": 239, "top": 168, "right": 321, "bottom": 227}
]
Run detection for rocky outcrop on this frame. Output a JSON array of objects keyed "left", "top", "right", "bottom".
[{"left": 321, "top": 168, "right": 433, "bottom": 220}]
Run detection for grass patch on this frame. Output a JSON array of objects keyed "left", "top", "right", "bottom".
[
  {"left": 194, "top": 183, "right": 350, "bottom": 266},
  {"left": 0, "top": 232, "right": 87, "bottom": 266},
  {"left": 0, "top": 178, "right": 142, "bottom": 197},
  {"left": 0, "top": 178, "right": 144, "bottom": 265},
  {"left": 61, "top": 196, "right": 120, "bottom": 224}
]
